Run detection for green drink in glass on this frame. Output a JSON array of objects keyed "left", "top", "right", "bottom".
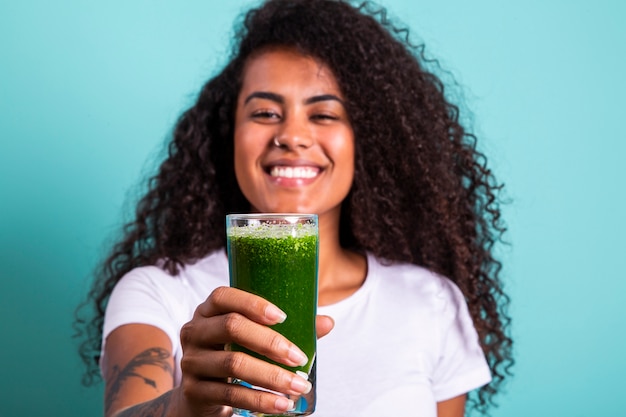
[{"left": 226, "top": 213, "right": 318, "bottom": 416}]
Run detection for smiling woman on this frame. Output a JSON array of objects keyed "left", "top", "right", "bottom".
[
  {"left": 74, "top": 1, "right": 512, "bottom": 416},
  {"left": 234, "top": 48, "right": 355, "bottom": 219}
]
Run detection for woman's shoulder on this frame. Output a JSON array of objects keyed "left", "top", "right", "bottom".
[
  {"left": 115, "top": 249, "right": 229, "bottom": 293},
  {"left": 367, "top": 253, "right": 465, "bottom": 310}
]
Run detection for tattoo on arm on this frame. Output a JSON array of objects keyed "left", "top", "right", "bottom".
[
  {"left": 115, "top": 390, "right": 172, "bottom": 417},
  {"left": 105, "top": 348, "right": 174, "bottom": 415}
]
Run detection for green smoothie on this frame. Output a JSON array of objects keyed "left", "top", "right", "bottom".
[{"left": 227, "top": 219, "right": 318, "bottom": 374}]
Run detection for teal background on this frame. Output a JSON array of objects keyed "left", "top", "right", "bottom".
[{"left": 1, "top": 0, "right": 624, "bottom": 415}]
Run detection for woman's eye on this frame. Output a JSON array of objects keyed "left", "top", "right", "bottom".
[
  {"left": 252, "top": 110, "right": 280, "bottom": 119},
  {"left": 311, "top": 113, "right": 338, "bottom": 121}
]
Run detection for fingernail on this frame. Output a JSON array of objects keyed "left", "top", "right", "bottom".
[
  {"left": 288, "top": 346, "right": 308, "bottom": 367},
  {"left": 275, "top": 396, "right": 295, "bottom": 411},
  {"left": 265, "top": 305, "right": 287, "bottom": 323},
  {"left": 291, "top": 373, "right": 312, "bottom": 394}
]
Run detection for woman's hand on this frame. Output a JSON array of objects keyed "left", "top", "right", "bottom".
[
  {"left": 177, "top": 286, "right": 333, "bottom": 416},
  {"left": 103, "top": 286, "right": 333, "bottom": 417}
]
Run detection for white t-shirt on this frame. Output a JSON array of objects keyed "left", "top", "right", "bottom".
[{"left": 102, "top": 250, "right": 491, "bottom": 416}]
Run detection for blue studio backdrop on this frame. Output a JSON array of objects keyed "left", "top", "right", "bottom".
[{"left": 1, "top": 0, "right": 625, "bottom": 416}]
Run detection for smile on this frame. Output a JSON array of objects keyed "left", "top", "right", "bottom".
[{"left": 269, "top": 166, "right": 320, "bottom": 179}]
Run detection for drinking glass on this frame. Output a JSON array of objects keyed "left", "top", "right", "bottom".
[{"left": 226, "top": 213, "right": 319, "bottom": 416}]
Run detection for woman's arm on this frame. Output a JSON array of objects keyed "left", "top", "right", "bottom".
[
  {"left": 103, "top": 323, "right": 227, "bottom": 417},
  {"left": 102, "top": 323, "right": 179, "bottom": 417},
  {"left": 437, "top": 394, "right": 466, "bottom": 417},
  {"left": 102, "top": 287, "right": 334, "bottom": 417}
]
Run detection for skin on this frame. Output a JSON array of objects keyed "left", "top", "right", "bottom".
[
  {"left": 103, "top": 295, "right": 335, "bottom": 417},
  {"left": 233, "top": 47, "right": 365, "bottom": 305},
  {"left": 102, "top": 48, "right": 466, "bottom": 417}
]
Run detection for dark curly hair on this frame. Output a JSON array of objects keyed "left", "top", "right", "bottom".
[{"left": 75, "top": 0, "right": 513, "bottom": 414}]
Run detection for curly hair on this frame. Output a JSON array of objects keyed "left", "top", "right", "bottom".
[{"left": 75, "top": 0, "right": 513, "bottom": 413}]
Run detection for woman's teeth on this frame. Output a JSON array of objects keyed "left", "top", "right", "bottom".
[{"left": 270, "top": 166, "right": 319, "bottom": 179}]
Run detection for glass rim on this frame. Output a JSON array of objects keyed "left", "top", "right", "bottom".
[{"left": 226, "top": 213, "right": 318, "bottom": 220}]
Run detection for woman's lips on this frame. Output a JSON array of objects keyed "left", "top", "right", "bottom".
[{"left": 269, "top": 165, "right": 320, "bottom": 179}]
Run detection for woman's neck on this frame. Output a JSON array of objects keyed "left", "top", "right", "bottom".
[{"left": 317, "top": 211, "right": 367, "bottom": 306}]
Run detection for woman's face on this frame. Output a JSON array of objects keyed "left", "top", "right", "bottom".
[{"left": 234, "top": 48, "right": 355, "bottom": 220}]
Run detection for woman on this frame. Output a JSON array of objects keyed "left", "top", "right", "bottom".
[{"left": 76, "top": 1, "right": 513, "bottom": 416}]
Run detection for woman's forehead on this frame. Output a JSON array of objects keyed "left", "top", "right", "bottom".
[{"left": 239, "top": 48, "right": 342, "bottom": 97}]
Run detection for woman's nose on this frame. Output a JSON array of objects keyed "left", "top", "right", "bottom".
[{"left": 273, "top": 117, "right": 314, "bottom": 150}]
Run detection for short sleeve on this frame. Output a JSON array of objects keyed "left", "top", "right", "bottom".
[
  {"left": 100, "top": 268, "right": 180, "bottom": 367},
  {"left": 431, "top": 279, "right": 492, "bottom": 401}
]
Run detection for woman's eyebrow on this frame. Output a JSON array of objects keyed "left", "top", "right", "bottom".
[
  {"left": 244, "top": 91, "right": 283, "bottom": 104},
  {"left": 244, "top": 92, "right": 345, "bottom": 106},
  {"left": 305, "top": 94, "right": 345, "bottom": 106}
]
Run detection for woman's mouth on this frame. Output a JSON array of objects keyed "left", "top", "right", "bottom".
[{"left": 269, "top": 165, "right": 320, "bottom": 179}]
